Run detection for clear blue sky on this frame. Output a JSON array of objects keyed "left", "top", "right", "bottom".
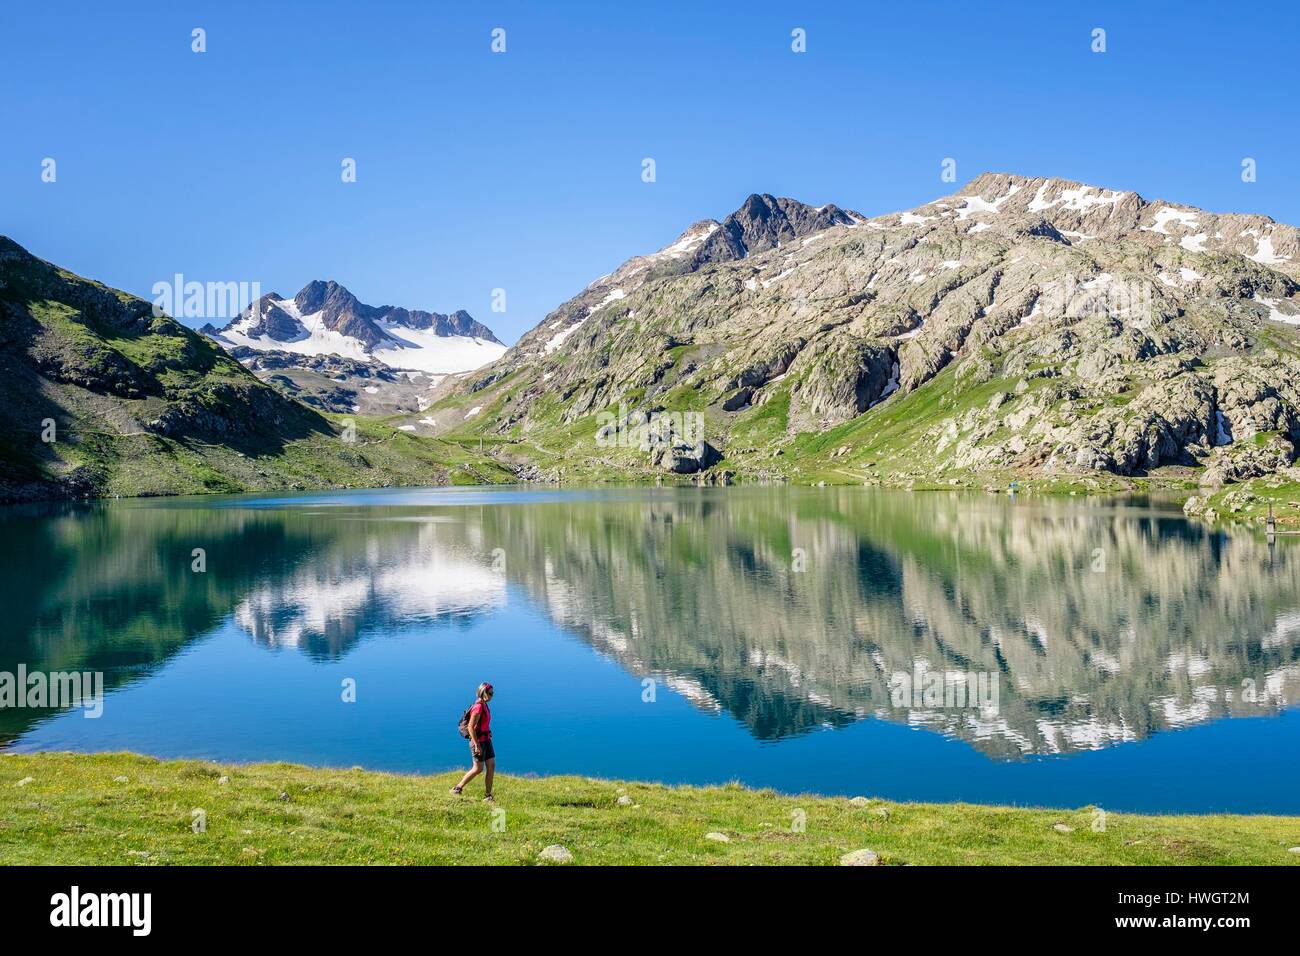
[{"left": 2, "top": 0, "right": 1297, "bottom": 343}]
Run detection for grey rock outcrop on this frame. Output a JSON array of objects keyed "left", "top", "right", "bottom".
[{"left": 654, "top": 439, "right": 722, "bottom": 474}]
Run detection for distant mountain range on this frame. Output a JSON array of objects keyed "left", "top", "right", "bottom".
[
  {"left": 203, "top": 279, "right": 505, "bottom": 375},
  {"left": 6, "top": 171, "right": 1300, "bottom": 515}
]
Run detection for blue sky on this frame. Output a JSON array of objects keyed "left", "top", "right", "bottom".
[{"left": 2, "top": 0, "right": 1297, "bottom": 343}]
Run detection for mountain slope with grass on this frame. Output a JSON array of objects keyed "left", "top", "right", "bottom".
[
  {"left": 0, "top": 237, "right": 510, "bottom": 502},
  {"left": 420, "top": 173, "right": 1300, "bottom": 519}
]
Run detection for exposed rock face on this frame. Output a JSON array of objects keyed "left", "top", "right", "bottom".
[
  {"left": 390, "top": 307, "right": 490, "bottom": 338},
  {"left": 691, "top": 193, "right": 861, "bottom": 267},
  {"left": 228, "top": 348, "right": 399, "bottom": 381},
  {"left": 1051, "top": 374, "right": 1219, "bottom": 474},
  {"left": 1202, "top": 434, "right": 1296, "bottom": 486},
  {"left": 791, "top": 336, "right": 897, "bottom": 427},
  {"left": 293, "top": 280, "right": 388, "bottom": 348},
  {"left": 236, "top": 294, "right": 302, "bottom": 342},
  {"left": 721, "top": 387, "right": 753, "bottom": 412},
  {"left": 445, "top": 172, "right": 1300, "bottom": 485},
  {"left": 729, "top": 340, "right": 806, "bottom": 390}
]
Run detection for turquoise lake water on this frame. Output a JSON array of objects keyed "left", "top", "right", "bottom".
[{"left": 3, "top": 485, "right": 1298, "bottom": 813}]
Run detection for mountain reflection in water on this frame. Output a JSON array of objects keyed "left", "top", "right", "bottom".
[{"left": 4, "top": 487, "right": 1297, "bottom": 767}]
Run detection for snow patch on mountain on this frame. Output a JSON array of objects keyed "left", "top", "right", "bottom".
[
  {"left": 1249, "top": 233, "right": 1290, "bottom": 265},
  {"left": 1144, "top": 207, "right": 1200, "bottom": 235},
  {"left": 371, "top": 321, "right": 507, "bottom": 374}
]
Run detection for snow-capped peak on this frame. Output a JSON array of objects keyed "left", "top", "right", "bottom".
[{"left": 207, "top": 281, "right": 506, "bottom": 374}]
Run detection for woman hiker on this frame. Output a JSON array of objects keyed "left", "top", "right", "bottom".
[{"left": 451, "top": 682, "right": 495, "bottom": 801}]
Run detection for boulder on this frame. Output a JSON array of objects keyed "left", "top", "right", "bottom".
[
  {"left": 653, "top": 439, "right": 722, "bottom": 474},
  {"left": 839, "top": 849, "right": 880, "bottom": 866},
  {"left": 537, "top": 844, "right": 573, "bottom": 864}
]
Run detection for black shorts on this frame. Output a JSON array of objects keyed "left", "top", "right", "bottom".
[{"left": 472, "top": 738, "right": 495, "bottom": 762}]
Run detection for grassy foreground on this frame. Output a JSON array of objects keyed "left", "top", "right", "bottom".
[{"left": 2, "top": 752, "right": 1299, "bottom": 865}]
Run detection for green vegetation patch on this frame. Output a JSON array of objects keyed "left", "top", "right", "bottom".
[{"left": 1, "top": 752, "right": 1297, "bottom": 866}]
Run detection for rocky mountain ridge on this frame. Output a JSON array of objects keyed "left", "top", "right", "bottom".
[{"left": 440, "top": 173, "right": 1300, "bottom": 501}]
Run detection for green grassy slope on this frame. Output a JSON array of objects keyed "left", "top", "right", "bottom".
[
  {"left": 0, "top": 237, "right": 510, "bottom": 500},
  {"left": 2, "top": 752, "right": 1298, "bottom": 865}
]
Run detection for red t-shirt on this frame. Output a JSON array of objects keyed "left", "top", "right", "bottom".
[{"left": 470, "top": 701, "right": 492, "bottom": 738}]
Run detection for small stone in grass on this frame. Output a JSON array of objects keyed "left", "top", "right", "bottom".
[
  {"left": 1053, "top": 823, "right": 1075, "bottom": 833},
  {"left": 15, "top": 777, "right": 33, "bottom": 787},
  {"left": 870, "top": 807, "right": 890, "bottom": 819},
  {"left": 848, "top": 796, "right": 870, "bottom": 807},
  {"left": 218, "top": 776, "right": 230, "bottom": 785},
  {"left": 705, "top": 832, "right": 731, "bottom": 843},
  {"left": 278, "top": 791, "right": 290, "bottom": 801},
  {"left": 113, "top": 775, "right": 129, "bottom": 783},
  {"left": 538, "top": 844, "right": 573, "bottom": 865},
  {"left": 617, "top": 794, "right": 634, "bottom": 806},
  {"left": 1288, "top": 846, "right": 1300, "bottom": 854},
  {"left": 839, "top": 849, "right": 880, "bottom": 866},
  {"left": 126, "top": 850, "right": 149, "bottom": 858}
]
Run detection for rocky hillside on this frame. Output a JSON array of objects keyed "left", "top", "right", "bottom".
[
  {"left": 431, "top": 174, "right": 1300, "bottom": 512},
  {"left": 0, "top": 237, "right": 510, "bottom": 502}
]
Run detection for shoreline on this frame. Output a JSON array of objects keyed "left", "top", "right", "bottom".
[
  {"left": 3, "top": 751, "right": 1298, "bottom": 865},
  {"left": 5, "top": 473, "right": 1296, "bottom": 532}
]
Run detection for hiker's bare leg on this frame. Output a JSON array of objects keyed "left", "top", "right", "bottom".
[
  {"left": 454, "top": 758, "right": 483, "bottom": 791},
  {"left": 484, "top": 757, "right": 495, "bottom": 797}
]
